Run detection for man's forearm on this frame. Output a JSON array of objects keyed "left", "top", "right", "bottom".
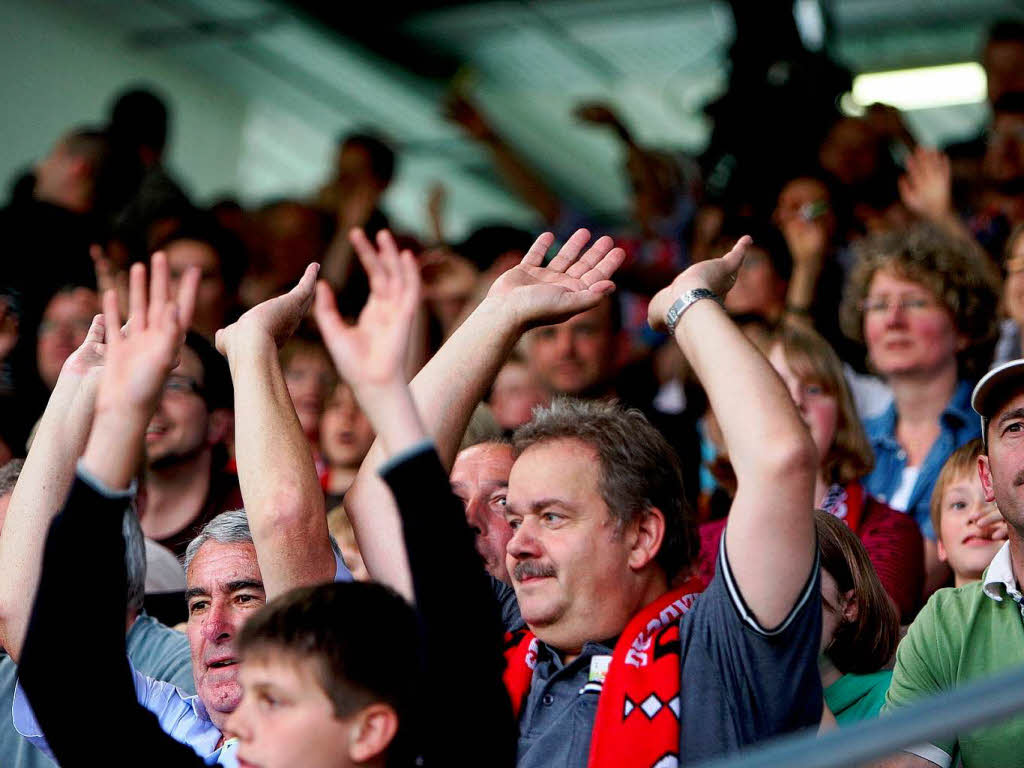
[
  {"left": 0, "top": 370, "right": 98, "bottom": 657},
  {"left": 226, "top": 334, "right": 335, "bottom": 599},
  {"left": 672, "top": 297, "right": 817, "bottom": 627},
  {"left": 345, "top": 297, "right": 522, "bottom": 596}
]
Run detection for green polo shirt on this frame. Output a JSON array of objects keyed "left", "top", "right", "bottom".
[{"left": 883, "top": 542, "right": 1024, "bottom": 767}]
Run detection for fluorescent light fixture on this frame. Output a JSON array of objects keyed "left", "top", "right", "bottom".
[{"left": 851, "top": 62, "right": 986, "bottom": 111}]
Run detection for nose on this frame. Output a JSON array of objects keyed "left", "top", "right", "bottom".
[
  {"left": 552, "top": 328, "right": 574, "bottom": 358},
  {"left": 507, "top": 518, "right": 541, "bottom": 561},
  {"left": 201, "top": 601, "right": 234, "bottom": 643}
]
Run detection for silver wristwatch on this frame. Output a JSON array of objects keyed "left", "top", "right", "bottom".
[{"left": 665, "top": 288, "right": 722, "bottom": 336}]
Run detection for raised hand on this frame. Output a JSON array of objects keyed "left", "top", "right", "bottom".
[
  {"left": 93, "top": 253, "right": 199, "bottom": 418},
  {"left": 60, "top": 313, "right": 107, "bottom": 380},
  {"left": 899, "top": 147, "right": 954, "bottom": 223},
  {"left": 486, "top": 228, "right": 625, "bottom": 329},
  {"left": 313, "top": 228, "right": 421, "bottom": 391},
  {"left": 648, "top": 235, "right": 751, "bottom": 333},
  {"left": 80, "top": 253, "right": 199, "bottom": 489},
  {"left": 215, "top": 263, "right": 319, "bottom": 358}
]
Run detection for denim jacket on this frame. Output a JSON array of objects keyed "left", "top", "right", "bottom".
[{"left": 862, "top": 380, "right": 979, "bottom": 540}]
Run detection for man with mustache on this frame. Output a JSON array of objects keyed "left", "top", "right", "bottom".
[
  {"left": 880, "top": 359, "right": 1024, "bottom": 768},
  {"left": 344, "top": 229, "right": 823, "bottom": 766},
  {"left": 2, "top": 257, "right": 346, "bottom": 766}
]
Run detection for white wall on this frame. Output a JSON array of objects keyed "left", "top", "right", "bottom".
[{"left": 0, "top": 0, "right": 246, "bottom": 203}]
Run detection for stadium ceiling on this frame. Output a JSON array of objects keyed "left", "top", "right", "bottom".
[{"left": 50, "top": 0, "right": 1024, "bottom": 233}]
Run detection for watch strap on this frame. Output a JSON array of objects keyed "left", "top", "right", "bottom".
[{"left": 665, "top": 288, "right": 723, "bottom": 336}]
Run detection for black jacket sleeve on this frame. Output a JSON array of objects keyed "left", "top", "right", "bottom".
[
  {"left": 18, "top": 472, "right": 210, "bottom": 767},
  {"left": 380, "top": 444, "right": 517, "bottom": 768}
]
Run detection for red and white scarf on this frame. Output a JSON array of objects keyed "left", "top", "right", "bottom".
[{"left": 503, "top": 576, "right": 705, "bottom": 768}]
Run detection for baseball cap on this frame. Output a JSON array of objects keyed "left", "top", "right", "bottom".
[{"left": 972, "top": 359, "right": 1024, "bottom": 447}]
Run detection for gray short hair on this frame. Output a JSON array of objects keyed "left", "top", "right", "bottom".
[
  {"left": 182, "top": 508, "right": 253, "bottom": 575},
  {"left": 123, "top": 503, "right": 147, "bottom": 616},
  {"left": 0, "top": 459, "right": 24, "bottom": 497}
]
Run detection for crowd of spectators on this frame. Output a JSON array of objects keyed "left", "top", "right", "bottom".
[{"left": 6, "top": 17, "right": 1024, "bottom": 768}]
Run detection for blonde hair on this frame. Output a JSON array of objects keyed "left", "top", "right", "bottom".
[
  {"left": 930, "top": 438, "right": 984, "bottom": 542},
  {"left": 772, "top": 323, "right": 874, "bottom": 486}
]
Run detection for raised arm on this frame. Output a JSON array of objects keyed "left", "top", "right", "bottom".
[
  {"left": 19, "top": 254, "right": 208, "bottom": 767},
  {"left": 214, "top": 265, "right": 336, "bottom": 600},
  {"left": 332, "top": 228, "right": 624, "bottom": 597},
  {"left": 314, "top": 209, "right": 516, "bottom": 768},
  {"left": 0, "top": 317, "right": 106, "bottom": 658},
  {"left": 649, "top": 237, "right": 818, "bottom": 629}
]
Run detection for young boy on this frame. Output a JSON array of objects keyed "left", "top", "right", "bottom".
[{"left": 931, "top": 438, "right": 1008, "bottom": 587}]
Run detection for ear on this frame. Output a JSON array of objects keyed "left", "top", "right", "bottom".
[
  {"left": 207, "top": 408, "right": 233, "bottom": 446},
  {"left": 937, "top": 537, "right": 949, "bottom": 564},
  {"left": 979, "top": 454, "right": 997, "bottom": 504},
  {"left": 955, "top": 332, "right": 969, "bottom": 353},
  {"left": 627, "top": 506, "right": 666, "bottom": 572},
  {"left": 347, "top": 702, "right": 399, "bottom": 763},
  {"left": 840, "top": 589, "right": 859, "bottom": 624}
]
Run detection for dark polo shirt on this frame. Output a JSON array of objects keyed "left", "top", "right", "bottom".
[{"left": 494, "top": 537, "right": 822, "bottom": 767}]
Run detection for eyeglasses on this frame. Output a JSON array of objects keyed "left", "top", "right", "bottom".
[
  {"left": 163, "top": 374, "right": 203, "bottom": 398},
  {"left": 859, "top": 296, "right": 940, "bottom": 315}
]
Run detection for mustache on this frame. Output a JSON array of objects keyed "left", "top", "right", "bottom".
[{"left": 513, "top": 561, "right": 557, "bottom": 581}]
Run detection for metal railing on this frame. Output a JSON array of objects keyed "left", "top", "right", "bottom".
[{"left": 695, "top": 663, "right": 1024, "bottom": 768}]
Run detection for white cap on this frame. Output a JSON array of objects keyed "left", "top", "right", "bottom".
[{"left": 972, "top": 359, "right": 1024, "bottom": 444}]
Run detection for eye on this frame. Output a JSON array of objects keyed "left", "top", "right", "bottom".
[
  {"left": 188, "top": 600, "right": 208, "bottom": 615},
  {"left": 804, "top": 383, "right": 825, "bottom": 397},
  {"left": 236, "top": 594, "right": 262, "bottom": 606},
  {"left": 258, "top": 692, "right": 280, "bottom": 711},
  {"left": 542, "top": 512, "right": 563, "bottom": 525},
  {"left": 490, "top": 494, "right": 507, "bottom": 510},
  {"left": 1003, "top": 421, "right": 1024, "bottom": 436},
  {"left": 948, "top": 500, "right": 967, "bottom": 510},
  {"left": 506, "top": 517, "right": 522, "bottom": 531}
]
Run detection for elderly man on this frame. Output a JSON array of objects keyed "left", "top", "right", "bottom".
[
  {"left": 1, "top": 256, "right": 345, "bottom": 766},
  {"left": 880, "top": 358, "right": 1024, "bottom": 768},
  {"left": 344, "top": 228, "right": 823, "bottom": 766}
]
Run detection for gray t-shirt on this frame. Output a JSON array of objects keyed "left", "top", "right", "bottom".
[
  {"left": 2, "top": 611, "right": 192, "bottom": 767},
  {"left": 495, "top": 539, "right": 823, "bottom": 767}
]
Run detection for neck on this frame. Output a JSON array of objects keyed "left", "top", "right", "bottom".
[
  {"left": 550, "top": 570, "right": 668, "bottom": 666},
  {"left": 887, "top": 364, "right": 958, "bottom": 426},
  {"left": 35, "top": 186, "right": 89, "bottom": 214},
  {"left": 1008, "top": 531, "right": 1024, "bottom": 591},
  {"left": 141, "top": 450, "right": 213, "bottom": 540},
  {"left": 814, "top": 473, "right": 830, "bottom": 508},
  {"left": 953, "top": 571, "right": 978, "bottom": 588},
  {"left": 819, "top": 654, "right": 842, "bottom": 688},
  {"left": 326, "top": 465, "right": 359, "bottom": 495}
]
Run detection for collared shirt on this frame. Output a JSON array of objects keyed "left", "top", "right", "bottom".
[
  {"left": 862, "top": 380, "right": 978, "bottom": 539},
  {"left": 14, "top": 663, "right": 238, "bottom": 766},
  {"left": 13, "top": 552, "right": 350, "bottom": 765},
  {"left": 884, "top": 542, "right": 1024, "bottom": 767},
  {"left": 496, "top": 537, "right": 823, "bottom": 768}
]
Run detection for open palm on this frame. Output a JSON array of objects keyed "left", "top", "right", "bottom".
[
  {"left": 487, "top": 229, "right": 625, "bottom": 329},
  {"left": 94, "top": 253, "right": 199, "bottom": 416},
  {"left": 313, "top": 228, "right": 421, "bottom": 389}
]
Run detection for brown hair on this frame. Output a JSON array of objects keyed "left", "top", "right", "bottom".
[
  {"left": 839, "top": 223, "right": 1000, "bottom": 381},
  {"left": 816, "top": 510, "right": 899, "bottom": 674},
  {"left": 772, "top": 322, "right": 874, "bottom": 486},
  {"left": 930, "top": 438, "right": 984, "bottom": 542},
  {"left": 513, "top": 398, "right": 698, "bottom": 580}
]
